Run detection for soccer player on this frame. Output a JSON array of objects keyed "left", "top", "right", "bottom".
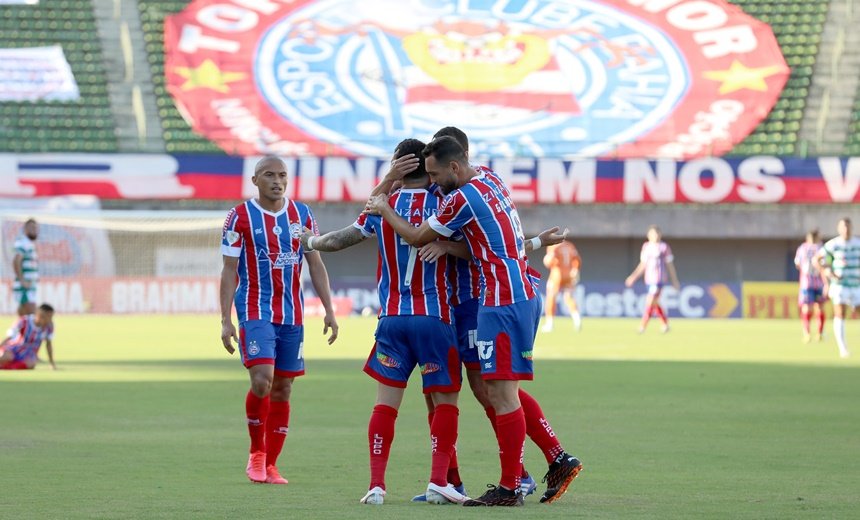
[
  {"left": 625, "top": 225, "right": 680, "bottom": 333},
  {"left": 0, "top": 303, "right": 55, "bottom": 370},
  {"left": 814, "top": 217, "right": 860, "bottom": 358},
  {"left": 794, "top": 229, "right": 827, "bottom": 343},
  {"left": 366, "top": 136, "right": 582, "bottom": 507},
  {"left": 220, "top": 156, "right": 339, "bottom": 486},
  {"left": 12, "top": 218, "right": 39, "bottom": 316},
  {"left": 542, "top": 240, "right": 582, "bottom": 333},
  {"left": 300, "top": 139, "right": 467, "bottom": 505}
]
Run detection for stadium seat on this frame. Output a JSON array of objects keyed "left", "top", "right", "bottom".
[{"left": 0, "top": 0, "right": 117, "bottom": 152}]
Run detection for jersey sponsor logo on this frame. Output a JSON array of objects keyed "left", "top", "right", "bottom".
[
  {"left": 376, "top": 352, "right": 401, "bottom": 368},
  {"left": 165, "top": 0, "right": 788, "bottom": 159},
  {"left": 225, "top": 230, "right": 240, "bottom": 245},
  {"left": 270, "top": 251, "right": 300, "bottom": 268},
  {"left": 521, "top": 350, "right": 534, "bottom": 360},
  {"left": 247, "top": 340, "right": 260, "bottom": 356},
  {"left": 420, "top": 362, "right": 441, "bottom": 375}
]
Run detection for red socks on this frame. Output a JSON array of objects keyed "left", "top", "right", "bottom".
[
  {"left": 654, "top": 304, "right": 668, "bottom": 325},
  {"left": 485, "top": 406, "right": 499, "bottom": 434},
  {"left": 368, "top": 404, "right": 398, "bottom": 490},
  {"left": 429, "top": 410, "right": 462, "bottom": 487},
  {"left": 429, "top": 404, "right": 459, "bottom": 486},
  {"left": 245, "top": 391, "right": 270, "bottom": 453},
  {"left": 818, "top": 312, "right": 826, "bottom": 334},
  {"left": 801, "top": 311, "right": 811, "bottom": 334},
  {"left": 266, "top": 400, "right": 290, "bottom": 467},
  {"left": 519, "top": 390, "right": 565, "bottom": 464},
  {"left": 495, "top": 407, "right": 526, "bottom": 491}
]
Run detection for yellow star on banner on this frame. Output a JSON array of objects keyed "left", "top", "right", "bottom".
[
  {"left": 702, "top": 60, "right": 786, "bottom": 95},
  {"left": 173, "top": 59, "right": 246, "bottom": 93}
]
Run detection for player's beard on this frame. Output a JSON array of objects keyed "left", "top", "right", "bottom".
[
  {"left": 437, "top": 176, "right": 458, "bottom": 195},
  {"left": 26, "top": 232, "right": 37, "bottom": 240}
]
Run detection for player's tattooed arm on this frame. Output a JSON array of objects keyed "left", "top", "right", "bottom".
[
  {"left": 301, "top": 225, "right": 365, "bottom": 252},
  {"left": 365, "top": 194, "right": 442, "bottom": 247}
]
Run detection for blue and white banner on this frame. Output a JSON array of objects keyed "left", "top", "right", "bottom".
[{"left": 0, "top": 46, "right": 79, "bottom": 102}]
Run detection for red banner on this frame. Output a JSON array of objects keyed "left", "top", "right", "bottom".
[{"left": 163, "top": 0, "right": 788, "bottom": 159}]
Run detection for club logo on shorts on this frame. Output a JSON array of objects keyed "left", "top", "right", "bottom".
[
  {"left": 248, "top": 340, "right": 260, "bottom": 356},
  {"left": 420, "top": 363, "right": 441, "bottom": 375},
  {"left": 376, "top": 352, "right": 401, "bottom": 368},
  {"left": 166, "top": 0, "right": 788, "bottom": 159}
]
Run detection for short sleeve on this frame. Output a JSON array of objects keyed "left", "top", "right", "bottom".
[
  {"left": 353, "top": 212, "right": 377, "bottom": 237},
  {"left": 794, "top": 246, "right": 803, "bottom": 266},
  {"left": 639, "top": 243, "right": 648, "bottom": 263},
  {"left": 428, "top": 191, "right": 474, "bottom": 238},
  {"left": 664, "top": 244, "right": 674, "bottom": 263},
  {"left": 220, "top": 208, "right": 243, "bottom": 257},
  {"left": 13, "top": 237, "right": 27, "bottom": 255},
  {"left": 46, "top": 324, "right": 54, "bottom": 341}
]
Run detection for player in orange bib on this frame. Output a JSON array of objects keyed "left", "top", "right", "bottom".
[{"left": 542, "top": 240, "right": 582, "bottom": 333}]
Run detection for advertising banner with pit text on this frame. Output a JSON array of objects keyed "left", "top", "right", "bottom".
[{"left": 2, "top": 154, "right": 860, "bottom": 203}]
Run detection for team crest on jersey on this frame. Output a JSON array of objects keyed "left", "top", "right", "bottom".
[
  {"left": 289, "top": 223, "right": 303, "bottom": 239},
  {"left": 166, "top": 0, "right": 788, "bottom": 159}
]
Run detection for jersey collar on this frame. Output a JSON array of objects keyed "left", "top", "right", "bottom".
[{"left": 250, "top": 197, "right": 288, "bottom": 217}]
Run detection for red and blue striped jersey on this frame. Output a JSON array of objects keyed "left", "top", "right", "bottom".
[
  {"left": 429, "top": 167, "right": 537, "bottom": 307},
  {"left": 221, "top": 198, "right": 318, "bottom": 325},
  {"left": 354, "top": 188, "right": 452, "bottom": 323},
  {"left": 5, "top": 315, "right": 53, "bottom": 360},
  {"left": 449, "top": 257, "right": 482, "bottom": 306},
  {"left": 640, "top": 241, "right": 674, "bottom": 286}
]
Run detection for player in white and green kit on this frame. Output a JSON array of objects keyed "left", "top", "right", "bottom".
[
  {"left": 12, "top": 219, "right": 39, "bottom": 316},
  {"left": 815, "top": 218, "right": 860, "bottom": 358}
]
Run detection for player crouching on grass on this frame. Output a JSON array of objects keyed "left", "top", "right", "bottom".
[
  {"left": 220, "top": 156, "right": 339, "bottom": 485},
  {"left": 0, "top": 303, "right": 56, "bottom": 370},
  {"left": 300, "top": 139, "right": 468, "bottom": 505}
]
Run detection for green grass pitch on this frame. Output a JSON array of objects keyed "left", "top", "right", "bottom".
[{"left": 1, "top": 315, "right": 859, "bottom": 519}]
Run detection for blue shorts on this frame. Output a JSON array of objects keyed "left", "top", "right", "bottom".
[
  {"left": 799, "top": 287, "right": 825, "bottom": 305},
  {"left": 239, "top": 320, "right": 304, "bottom": 377},
  {"left": 454, "top": 298, "right": 480, "bottom": 370},
  {"left": 476, "top": 297, "right": 541, "bottom": 381},
  {"left": 647, "top": 283, "right": 664, "bottom": 295},
  {"left": 364, "top": 316, "right": 461, "bottom": 394}
]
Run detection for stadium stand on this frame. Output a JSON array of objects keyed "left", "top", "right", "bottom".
[
  {"left": 0, "top": 0, "right": 838, "bottom": 156},
  {"left": 726, "top": 0, "right": 828, "bottom": 156},
  {"left": 0, "top": 0, "right": 117, "bottom": 152},
  {"left": 138, "top": 0, "right": 223, "bottom": 154},
  {"left": 847, "top": 87, "right": 860, "bottom": 155}
]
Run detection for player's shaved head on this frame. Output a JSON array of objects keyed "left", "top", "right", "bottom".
[
  {"left": 433, "top": 127, "right": 469, "bottom": 153},
  {"left": 254, "top": 155, "right": 286, "bottom": 175},
  {"left": 394, "top": 138, "right": 427, "bottom": 181}
]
